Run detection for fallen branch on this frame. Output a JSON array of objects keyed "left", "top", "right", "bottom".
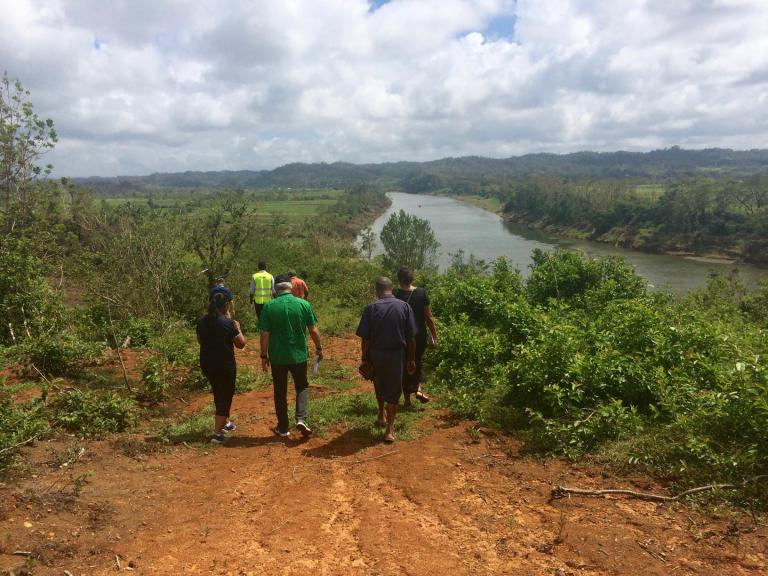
[
  {"left": 30, "top": 363, "right": 63, "bottom": 392},
  {"left": 550, "top": 475, "right": 768, "bottom": 503},
  {"left": 12, "top": 551, "right": 33, "bottom": 557},
  {"left": 105, "top": 301, "right": 132, "bottom": 392}
]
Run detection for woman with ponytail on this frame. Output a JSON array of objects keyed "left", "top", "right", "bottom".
[{"left": 196, "top": 291, "right": 247, "bottom": 444}]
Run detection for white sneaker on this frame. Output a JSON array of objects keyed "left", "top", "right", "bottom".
[
  {"left": 296, "top": 421, "right": 312, "bottom": 437},
  {"left": 223, "top": 421, "right": 236, "bottom": 433}
]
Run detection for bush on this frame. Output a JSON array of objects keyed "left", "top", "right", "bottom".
[
  {"left": 54, "top": 389, "right": 137, "bottom": 437},
  {"left": 0, "top": 236, "right": 64, "bottom": 345},
  {"left": 0, "top": 398, "right": 50, "bottom": 469},
  {"left": 429, "top": 250, "right": 768, "bottom": 504},
  {"left": 140, "top": 355, "right": 171, "bottom": 403},
  {"left": 150, "top": 326, "right": 197, "bottom": 365},
  {"left": 16, "top": 332, "right": 106, "bottom": 377}
]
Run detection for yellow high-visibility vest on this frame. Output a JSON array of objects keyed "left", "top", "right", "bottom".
[{"left": 252, "top": 271, "right": 273, "bottom": 304}]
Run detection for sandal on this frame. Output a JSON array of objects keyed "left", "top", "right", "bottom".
[
  {"left": 383, "top": 433, "right": 395, "bottom": 444},
  {"left": 415, "top": 391, "right": 431, "bottom": 404}
]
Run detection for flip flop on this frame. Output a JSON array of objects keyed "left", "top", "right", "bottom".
[
  {"left": 383, "top": 433, "right": 395, "bottom": 444},
  {"left": 415, "top": 391, "right": 431, "bottom": 404}
]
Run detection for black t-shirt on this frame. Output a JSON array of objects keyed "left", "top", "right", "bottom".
[
  {"left": 196, "top": 314, "right": 238, "bottom": 374},
  {"left": 394, "top": 287, "right": 430, "bottom": 340}
]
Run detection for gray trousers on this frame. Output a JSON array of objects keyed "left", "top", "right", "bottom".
[{"left": 272, "top": 362, "right": 309, "bottom": 433}]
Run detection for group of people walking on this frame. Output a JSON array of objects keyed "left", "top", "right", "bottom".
[{"left": 196, "top": 263, "right": 437, "bottom": 445}]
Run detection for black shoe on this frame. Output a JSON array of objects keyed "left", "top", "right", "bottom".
[
  {"left": 273, "top": 426, "right": 290, "bottom": 438},
  {"left": 210, "top": 432, "right": 226, "bottom": 444},
  {"left": 223, "top": 421, "right": 236, "bottom": 433}
]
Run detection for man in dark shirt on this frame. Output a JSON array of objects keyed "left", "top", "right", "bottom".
[{"left": 356, "top": 277, "right": 416, "bottom": 443}]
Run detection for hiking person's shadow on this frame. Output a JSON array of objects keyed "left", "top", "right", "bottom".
[
  {"left": 301, "top": 428, "right": 381, "bottom": 459},
  {"left": 223, "top": 435, "right": 306, "bottom": 448}
]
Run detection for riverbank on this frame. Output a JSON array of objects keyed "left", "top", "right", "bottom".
[{"left": 450, "top": 194, "right": 765, "bottom": 267}]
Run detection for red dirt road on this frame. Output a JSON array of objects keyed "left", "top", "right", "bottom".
[{"left": 1, "top": 337, "right": 766, "bottom": 575}]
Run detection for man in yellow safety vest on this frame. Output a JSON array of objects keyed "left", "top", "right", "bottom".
[{"left": 249, "top": 261, "right": 275, "bottom": 319}]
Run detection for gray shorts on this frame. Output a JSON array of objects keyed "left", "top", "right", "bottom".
[{"left": 370, "top": 348, "right": 404, "bottom": 405}]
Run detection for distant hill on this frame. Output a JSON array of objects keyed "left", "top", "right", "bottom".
[{"left": 72, "top": 147, "right": 768, "bottom": 195}]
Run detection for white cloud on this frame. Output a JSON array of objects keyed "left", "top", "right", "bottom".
[{"left": 0, "top": 0, "right": 766, "bottom": 176}]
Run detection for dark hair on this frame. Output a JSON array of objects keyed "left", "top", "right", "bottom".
[
  {"left": 258, "top": 261, "right": 266, "bottom": 270},
  {"left": 206, "top": 292, "right": 229, "bottom": 324},
  {"left": 397, "top": 267, "right": 414, "bottom": 285},
  {"left": 375, "top": 276, "right": 393, "bottom": 292}
]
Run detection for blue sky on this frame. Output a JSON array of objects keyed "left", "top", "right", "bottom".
[{"left": 2, "top": 0, "right": 767, "bottom": 177}]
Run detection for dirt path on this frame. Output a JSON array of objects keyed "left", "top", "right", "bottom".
[{"left": 2, "top": 337, "right": 767, "bottom": 575}]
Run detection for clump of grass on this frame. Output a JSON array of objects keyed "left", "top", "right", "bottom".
[
  {"left": 110, "top": 437, "right": 168, "bottom": 460},
  {"left": 312, "top": 360, "right": 356, "bottom": 391},
  {"left": 236, "top": 366, "right": 270, "bottom": 393},
  {"left": 309, "top": 392, "right": 430, "bottom": 440},
  {"left": 157, "top": 405, "right": 215, "bottom": 444}
]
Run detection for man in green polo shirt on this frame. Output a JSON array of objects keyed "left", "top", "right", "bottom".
[{"left": 259, "top": 274, "right": 323, "bottom": 438}]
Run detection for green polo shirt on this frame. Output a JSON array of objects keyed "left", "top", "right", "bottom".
[{"left": 258, "top": 292, "right": 318, "bottom": 365}]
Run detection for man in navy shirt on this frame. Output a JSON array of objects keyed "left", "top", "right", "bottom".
[{"left": 356, "top": 277, "right": 416, "bottom": 443}]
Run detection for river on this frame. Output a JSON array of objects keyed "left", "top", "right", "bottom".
[{"left": 367, "top": 193, "right": 768, "bottom": 292}]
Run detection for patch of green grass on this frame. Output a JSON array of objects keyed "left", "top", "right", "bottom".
[
  {"left": 0, "top": 380, "right": 39, "bottom": 395},
  {"left": 453, "top": 194, "right": 503, "bottom": 213},
  {"left": 312, "top": 360, "right": 356, "bottom": 391},
  {"left": 236, "top": 366, "right": 271, "bottom": 392},
  {"left": 157, "top": 405, "right": 215, "bottom": 444},
  {"left": 309, "top": 392, "right": 430, "bottom": 440}
]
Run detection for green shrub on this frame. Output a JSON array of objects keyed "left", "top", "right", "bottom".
[
  {"left": 0, "top": 237, "right": 65, "bottom": 345},
  {"left": 54, "top": 389, "right": 137, "bottom": 437},
  {"left": 140, "top": 355, "right": 171, "bottom": 403},
  {"left": 0, "top": 398, "right": 50, "bottom": 469},
  {"left": 16, "top": 332, "right": 106, "bottom": 377},
  {"left": 429, "top": 250, "right": 768, "bottom": 504},
  {"left": 150, "top": 326, "right": 197, "bottom": 365}
]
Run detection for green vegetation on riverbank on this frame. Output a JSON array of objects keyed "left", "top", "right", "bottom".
[{"left": 426, "top": 251, "right": 768, "bottom": 506}]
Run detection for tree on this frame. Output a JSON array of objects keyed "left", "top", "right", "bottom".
[
  {"left": 359, "top": 226, "right": 376, "bottom": 260},
  {"left": 0, "top": 72, "right": 57, "bottom": 230},
  {"left": 380, "top": 209, "right": 439, "bottom": 271},
  {"left": 188, "top": 193, "right": 253, "bottom": 286}
]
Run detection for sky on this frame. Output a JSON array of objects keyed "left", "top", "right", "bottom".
[{"left": 2, "top": 0, "right": 767, "bottom": 177}]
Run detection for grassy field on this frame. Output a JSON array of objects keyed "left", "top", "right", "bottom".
[
  {"left": 450, "top": 194, "right": 503, "bottom": 213},
  {"left": 101, "top": 188, "right": 343, "bottom": 220}
]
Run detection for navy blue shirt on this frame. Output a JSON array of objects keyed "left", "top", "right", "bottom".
[
  {"left": 196, "top": 314, "right": 238, "bottom": 374},
  {"left": 356, "top": 294, "right": 417, "bottom": 351},
  {"left": 209, "top": 285, "right": 233, "bottom": 302}
]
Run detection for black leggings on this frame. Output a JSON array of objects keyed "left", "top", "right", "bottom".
[
  {"left": 206, "top": 369, "right": 236, "bottom": 417},
  {"left": 403, "top": 337, "right": 426, "bottom": 394}
]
